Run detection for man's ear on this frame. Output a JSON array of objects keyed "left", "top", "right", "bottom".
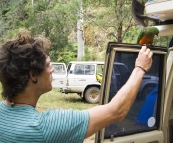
[{"left": 29, "top": 71, "right": 37, "bottom": 84}]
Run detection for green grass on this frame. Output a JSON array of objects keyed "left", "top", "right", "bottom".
[
  {"left": 37, "top": 88, "right": 97, "bottom": 112},
  {"left": 0, "top": 86, "right": 97, "bottom": 112}
]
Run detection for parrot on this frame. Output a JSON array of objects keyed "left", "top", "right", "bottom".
[{"left": 137, "top": 26, "right": 159, "bottom": 45}]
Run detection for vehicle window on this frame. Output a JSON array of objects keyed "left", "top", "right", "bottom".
[
  {"left": 115, "top": 64, "right": 130, "bottom": 75},
  {"left": 105, "top": 51, "right": 164, "bottom": 139},
  {"left": 113, "top": 66, "right": 119, "bottom": 74},
  {"left": 52, "top": 64, "right": 66, "bottom": 74},
  {"left": 74, "top": 64, "right": 84, "bottom": 74},
  {"left": 74, "top": 64, "right": 95, "bottom": 75},
  {"left": 96, "top": 64, "right": 104, "bottom": 75},
  {"left": 85, "top": 65, "right": 95, "bottom": 75}
]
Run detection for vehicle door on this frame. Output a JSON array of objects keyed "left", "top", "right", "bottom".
[
  {"left": 51, "top": 62, "right": 67, "bottom": 88},
  {"left": 67, "top": 63, "right": 97, "bottom": 90},
  {"left": 95, "top": 42, "right": 172, "bottom": 143}
]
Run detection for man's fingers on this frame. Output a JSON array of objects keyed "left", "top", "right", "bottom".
[
  {"left": 140, "top": 46, "right": 153, "bottom": 58},
  {"left": 140, "top": 46, "right": 147, "bottom": 52},
  {"left": 145, "top": 48, "right": 151, "bottom": 55},
  {"left": 145, "top": 48, "right": 153, "bottom": 58},
  {"left": 149, "top": 51, "right": 153, "bottom": 58},
  {"left": 136, "top": 46, "right": 153, "bottom": 71}
]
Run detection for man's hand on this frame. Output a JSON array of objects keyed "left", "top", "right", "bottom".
[{"left": 135, "top": 46, "right": 153, "bottom": 73}]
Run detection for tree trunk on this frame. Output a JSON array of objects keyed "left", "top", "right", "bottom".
[
  {"left": 117, "top": 24, "right": 123, "bottom": 42},
  {"left": 77, "top": 1, "right": 84, "bottom": 60}
]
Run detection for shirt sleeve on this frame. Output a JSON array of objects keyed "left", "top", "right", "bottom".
[{"left": 38, "top": 109, "right": 90, "bottom": 143}]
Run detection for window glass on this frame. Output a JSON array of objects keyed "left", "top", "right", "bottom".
[
  {"left": 74, "top": 64, "right": 95, "bottom": 75},
  {"left": 52, "top": 64, "right": 66, "bottom": 74},
  {"left": 96, "top": 64, "right": 104, "bottom": 75},
  {"left": 85, "top": 65, "right": 95, "bottom": 75},
  {"left": 104, "top": 51, "right": 163, "bottom": 138},
  {"left": 74, "top": 64, "right": 84, "bottom": 74}
]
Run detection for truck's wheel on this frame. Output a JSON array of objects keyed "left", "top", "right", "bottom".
[{"left": 84, "top": 87, "right": 100, "bottom": 104}]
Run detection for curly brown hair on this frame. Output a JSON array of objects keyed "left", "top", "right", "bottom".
[{"left": 0, "top": 30, "right": 51, "bottom": 100}]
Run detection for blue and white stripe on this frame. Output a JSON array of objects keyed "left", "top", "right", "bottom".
[{"left": 0, "top": 101, "right": 89, "bottom": 143}]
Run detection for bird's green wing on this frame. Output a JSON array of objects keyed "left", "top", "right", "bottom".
[
  {"left": 145, "top": 26, "right": 159, "bottom": 38},
  {"left": 137, "top": 30, "right": 145, "bottom": 44}
]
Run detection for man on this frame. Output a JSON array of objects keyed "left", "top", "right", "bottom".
[{"left": 0, "top": 30, "right": 152, "bottom": 143}]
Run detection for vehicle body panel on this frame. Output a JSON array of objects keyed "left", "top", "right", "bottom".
[
  {"left": 95, "top": 42, "right": 167, "bottom": 143},
  {"left": 61, "top": 61, "right": 104, "bottom": 94},
  {"left": 51, "top": 62, "right": 67, "bottom": 88},
  {"left": 145, "top": 0, "right": 173, "bottom": 21},
  {"left": 145, "top": 0, "right": 173, "bottom": 37}
]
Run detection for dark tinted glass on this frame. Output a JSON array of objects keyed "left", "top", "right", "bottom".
[{"left": 104, "top": 51, "right": 163, "bottom": 138}]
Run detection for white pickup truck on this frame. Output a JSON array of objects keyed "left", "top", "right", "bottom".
[{"left": 52, "top": 61, "right": 104, "bottom": 104}]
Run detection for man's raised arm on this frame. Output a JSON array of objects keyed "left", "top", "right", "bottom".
[{"left": 86, "top": 46, "right": 153, "bottom": 137}]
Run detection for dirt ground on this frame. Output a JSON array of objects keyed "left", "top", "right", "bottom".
[
  {"left": 83, "top": 138, "right": 94, "bottom": 143},
  {"left": 83, "top": 135, "right": 95, "bottom": 143}
]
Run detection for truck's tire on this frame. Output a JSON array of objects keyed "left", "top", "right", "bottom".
[{"left": 84, "top": 87, "right": 100, "bottom": 104}]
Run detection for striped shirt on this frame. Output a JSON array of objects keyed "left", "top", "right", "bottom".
[{"left": 0, "top": 101, "right": 90, "bottom": 143}]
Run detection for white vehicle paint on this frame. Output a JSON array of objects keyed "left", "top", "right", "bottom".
[
  {"left": 60, "top": 61, "right": 104, "bottom": 104},
  {"left": 51, "top": 62, "right": 67, "bottom": 88}
]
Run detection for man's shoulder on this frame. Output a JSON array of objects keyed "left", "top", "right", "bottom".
[{"left": 40, "top": 108, "right": 89, "bottom": 118}]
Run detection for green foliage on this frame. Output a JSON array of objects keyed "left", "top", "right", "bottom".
[
  {"left": 82, "top": 0, "right": 137, "bottom": 55},
  {"left": 83, "top": 46, "right": 92, "bottom": 61},
  {"left": 154, "top": 36, "right": 172, "bottom": 48},
  {"left": 124, "top": 26, "right": 142, "bottom": 44},
  {"left": 50, "top": 42, "right": 78, "bottom": 65},
  {"left": 0, "top": 0, "right": 28, "bottom": 43},
  {"left": 24, "top": 0, "right": 80, "bottom": 61},
  {"left": 2, "top": 7, "right": 10, "bottom": 17},
  {"left": 0, "top": 0, "right": 171, "bottom": 63},
  {"left": 0, "top": 0, "right": 80, "bottom": 62},
  {"left": 0, "top": 28, "right": 26, "bottom": 44}
]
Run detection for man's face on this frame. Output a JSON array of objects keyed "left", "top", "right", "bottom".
[{"left": 37, "top": 56, "right": 54, "bottom": 94}]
